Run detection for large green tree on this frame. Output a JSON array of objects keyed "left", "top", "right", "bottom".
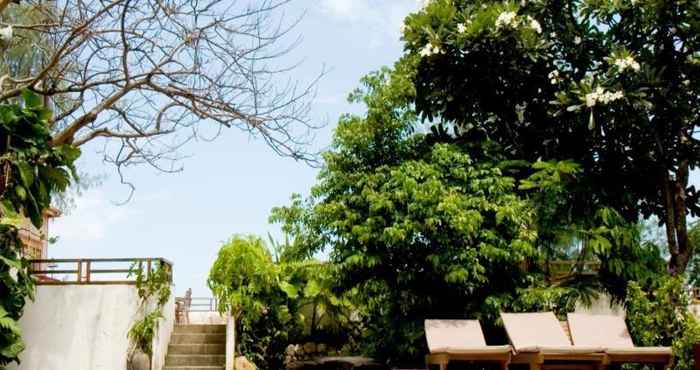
[
  {"left": 272, "top": 62, "right": 667, "bottom": 364},
  {"left": 402, "top": 0, "right": 700, "bottom": 275},
  {"left": 272, "top": 68, "right": 546, "bottom": 364}
]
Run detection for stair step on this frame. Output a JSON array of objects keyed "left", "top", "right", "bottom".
[
  {"left": 168, "top": 343, "right": 226, "bottom": 355},
  {"left": 174, "top": 325, "right": 226, "bottom": 334},
  {"left": 165, "top": 354, "right": 225, "bottom": 366},
  {"left": 170, "top": 333, "right": 225, "bottom": 344},
  {"left": 163, "top": 367, "right": 224, "bottom": 370}
]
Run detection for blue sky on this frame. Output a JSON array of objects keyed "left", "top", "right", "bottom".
[{"left": 50, "top": 1, "right": 421, "bottom": 296}]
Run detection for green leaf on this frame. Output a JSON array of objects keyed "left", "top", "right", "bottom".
[
  {"left": 303, "top": 279, "right": 322, "bottom": 298},
  {"left": 17, "top": 162, "right": 34, "bottom": 188},
  {"left": 21, "top": 90, "right": 42, "bottom": 109},
  {"left": 279, "top": 281, "right": 298, "bottom": 299}
]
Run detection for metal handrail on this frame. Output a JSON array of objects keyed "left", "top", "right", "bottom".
[
  {"left": 187, "top": 297, "right": 219, "bottom": 312},
  {"left": 28, "top": 257, "right": 173, "bottom": 285}
]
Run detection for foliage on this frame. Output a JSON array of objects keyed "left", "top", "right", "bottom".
[
  {"left": 403, "top": 0, "right": 700, "bottom": 274},
  {"left": 128, "top": 311, "right": 163, "bottom": 356},
  {"left": 127, "top": 260, "right": 172, "bottom": 356},
  {"left": 625, "top": 278, "right": 700, "bottom": 370},
  {"left": 208, "top": 235, "right": 357, "bottom": 370},
  {"left": 0, "top": 90, "right": 78, "bottom": 365},
  {"left": 270, "top": 55, "right": 676, "bottom": 365},
  {"left": 272, "top": 68, "right": 547, "bottom": 365},
  {"left": 685, "top": 221, "right": 700, "bottom": 287}
]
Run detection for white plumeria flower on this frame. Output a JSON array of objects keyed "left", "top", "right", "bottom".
[
  {"left": 457, "top": 23, "right": 467, "bottom": 34},
  {"left": 526, "top": 16, "right": 542, "bottom": 34},
  {"left": 585, "top": 92, "right": 598, "bottom": 107},
  {"left": 495, "top": 11, "right": 518, "bottom": 30},
  {"left": 585, "top": 87, "right": 624, "bottom": 107},
  {"left": 0, "top": 26, "right": 13, "bottom": 43},
  {"left": 548, "top": 70, "right": 560, "bottom": 84},
  {"left": 418, "top": 0, "right": 432, "bottom": 8},
  {"left": 9, "top": 267, "right": 18, "bottom": 282},
  {"left": 574, "top": 36, "right": 582, "bottom": 45},
  {"left": 400, "top": 24, "right": 407, "bottom": 34},
  {"left": 614, "top": 55, "right": 641, "bottom": 73},
  {"left": 419, "top": 42, "right": 443, "bottom": 57}
]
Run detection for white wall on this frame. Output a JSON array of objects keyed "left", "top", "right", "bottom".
[
  {"left": 152, "top": 294, "right": 175, "bottom": 370},
  {"left": 9, "top": 284, "right": 174, "bottom": 370},
  {"left": 574, "top": 293, "right": 625, "bottom": 316}
]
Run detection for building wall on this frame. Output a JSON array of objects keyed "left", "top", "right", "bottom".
[
  {"left": 574, "top": 293, "right": 625, "bottom": 316},
  {"left": 9, "top": 285, "right": 174, "bottom": 370}
]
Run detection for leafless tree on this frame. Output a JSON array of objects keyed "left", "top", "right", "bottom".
[{"left": 0, "top": 0, "right": 321, "bottom": 193}]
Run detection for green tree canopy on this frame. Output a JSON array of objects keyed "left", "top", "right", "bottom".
[
  {"left": 402, "top": 0, "right": 700, "bottom": 275},
  {"left": 273, "top": 68, "right": 547, "bottom": 363}
]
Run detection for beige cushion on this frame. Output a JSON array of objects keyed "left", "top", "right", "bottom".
[
  {"left": 567, "top": 313, "right": 634, "bottom": 348},
  {"left": 500, "top": 312, "right": 573, "bottom": 351},
  {"left": 567, "top": 313, "right": 671, "bottom": 356},
  {"left": 425, "top": 320, "right": 488, "bottom": 353}
]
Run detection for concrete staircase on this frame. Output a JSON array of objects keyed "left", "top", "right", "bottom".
[{"left": 164, "top": 324, "right": 226, "bottom": 370}]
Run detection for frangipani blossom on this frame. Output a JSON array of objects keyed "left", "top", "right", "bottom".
[
  {"left": 585, "top": 87, "right": 624, "bottom": 107},
  {"left": 614, "top": 55, "right": 641, "bottom": 73},
  {"left": 0, "top": 26, "right": 13, "bottom": 42},
  {"left": 419, "top": 42, "right": 444, "bottom": 57},
  {"left": 457, "top": 23, "right": 467, "bottom": 34},
  {"left": 526, "top": 16, "right": 542, "bottom": 34},
  {"left": 495, "top": 11, "right": 518, "bottom": 30}
]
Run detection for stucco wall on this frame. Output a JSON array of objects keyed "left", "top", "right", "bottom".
[
  {"left": 9, "top": 284, "right": 174, "bottom": 370},
  {"left": 152, "top": 294, "right": 175, "bottom": 370}
]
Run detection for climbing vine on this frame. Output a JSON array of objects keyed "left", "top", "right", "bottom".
[
  {"left": 0, "top": 90, "right": 80, "bottom": 365},
  {"left": 128, "top": 260, "right": 172, "bottom": 356}
]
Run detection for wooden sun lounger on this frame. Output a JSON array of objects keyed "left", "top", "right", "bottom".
[
  {"left": 567, "top": 313, "right": 673, "bottom": 370},
  {"left": 425, "top": 319, "right": 512, "bottom": 370},
  {"left": 501, "top": 312, "right": 606, "bottom": 370}
]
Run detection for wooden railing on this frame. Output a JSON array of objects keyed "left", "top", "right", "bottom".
[
  {"left": 691, "top": 287, "right": 700, "bottom": 303},
  {"left": 28, "top": 258, "right": 173, "bottom": 285},
  {"left": 548, "top": 260, "right": 601, "bottom": 279}
]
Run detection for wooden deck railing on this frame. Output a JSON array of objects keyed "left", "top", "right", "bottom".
[
  {"left": 548, "top": 260, "right": 601, "bottom": 278},
  {"left": 691, "top": 287, "right": 700, "bottom": 303},
  {"left": 28, "top": 257, "right": 173, "bottom": 285}
]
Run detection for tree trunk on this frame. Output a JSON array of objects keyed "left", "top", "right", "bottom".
[
  {"left": 0, "top": 0, "right": 11, "bottom": 15},
  {"left": 664, "top": 162, "right": 692, "bottom": 276}
]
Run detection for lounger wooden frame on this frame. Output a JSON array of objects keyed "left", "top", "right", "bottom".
[{"left": 509, "top": 351, "right": 607, "bottom": 370}]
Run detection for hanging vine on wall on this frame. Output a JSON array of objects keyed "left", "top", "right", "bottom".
[
  {"left": 127, "top": 260, "right": 172, "bottom": 357},
  {"left": 0, "top": 90, "right": 80, "bottom": 366}
]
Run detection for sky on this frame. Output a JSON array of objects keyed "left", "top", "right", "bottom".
[{"left": 49, "top": 0, "right": 421, "bottom": 297}]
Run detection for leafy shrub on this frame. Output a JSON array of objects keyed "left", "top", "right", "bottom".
[
  {"left": 127, "top": 261, "right": 172, "bottom": 356},
  {"left": 208, "top": 235, "right": 357, "bottom": 370},
  {"left": 128, "top": 311, "right": 163, "bottom": 356},
  {"left": 626, "top": 278, "right": 700, "bottom": 370},
  {"left": 0, "top": 91, "right": 79, "bottom": 365}
]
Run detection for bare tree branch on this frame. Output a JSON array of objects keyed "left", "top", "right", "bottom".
[{"left": 1, "top": 0, "right": 323, "bottom": 180}]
